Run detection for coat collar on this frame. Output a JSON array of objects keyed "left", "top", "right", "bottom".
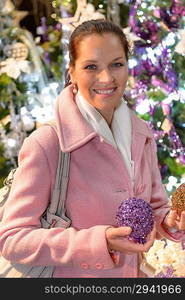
[{"left": 55, "top": 85, "right": 153, "bottom": 152}]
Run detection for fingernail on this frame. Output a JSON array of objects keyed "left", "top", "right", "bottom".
[{"left": 125, "top": 227, "right": 132, "bottom": 233}]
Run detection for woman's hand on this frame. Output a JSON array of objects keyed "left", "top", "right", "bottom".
[
  {"left": 163, "top": 210, "right": 185, "bottom": 232},
  {"left": 105, "top": 223, "right": 156, "bottom": 255}
]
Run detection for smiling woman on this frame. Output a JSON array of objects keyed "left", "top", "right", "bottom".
[
  {"left": 0, "top": 19, "right": 185, "bottom": 279},
  {"left": 69, "top": 33, "right": 128, "bottom": 126}
]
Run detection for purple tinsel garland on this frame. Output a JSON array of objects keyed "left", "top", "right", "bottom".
[{"left": 116, "top": 197, "right": 154, "bottom": 244}]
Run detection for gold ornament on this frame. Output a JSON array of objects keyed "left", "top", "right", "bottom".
[
  {"left": 59, "top": 0, "right": 105, "bottom": 31},
  {"left": 4, "top": 42, "right": 29, "bottom": 61},
  {"left": 171, "top": 183, "right": 185, "bottom": 216},
  {"left": 161, "top": 118, "right": 172, "bottom": 133}
]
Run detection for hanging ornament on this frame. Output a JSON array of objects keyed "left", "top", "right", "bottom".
[
  {"left": 59, "top": 0, "right": 105, "bottom": 31},
  {"left": 4, "top": 42, "right": 29, "bottom": 61},
  {"left": 175, "top": 29, "right": 185, "bottom": 56},
  {"left": 161, "top": 118, "right": 173, "bottom": 133}
]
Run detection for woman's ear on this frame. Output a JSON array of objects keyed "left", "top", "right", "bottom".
[{"left": 69, "top": 65, "right": 75, "bottom": 84}]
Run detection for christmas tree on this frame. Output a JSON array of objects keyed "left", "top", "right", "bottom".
[{"left": 0, "top": 0, "right": 59, "bottom": 186}]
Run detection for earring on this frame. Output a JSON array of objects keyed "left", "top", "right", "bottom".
[{"left": 73, "top": 84, "right": 78, "bottom": 94}]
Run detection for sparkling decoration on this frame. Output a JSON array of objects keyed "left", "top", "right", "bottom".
[
  {"left": 116, "top": 197, "right": 154, "bottom": 244},
  {"left": 171, "top": 183, "right": 185, "bottom": 216}
]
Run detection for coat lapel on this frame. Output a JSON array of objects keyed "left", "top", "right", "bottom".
[
  {"left": 130, "top": 110, "right": 153, "bottom": 184},
  {"left": 55, "top": 85, "right": 97, "bottom": 152}
]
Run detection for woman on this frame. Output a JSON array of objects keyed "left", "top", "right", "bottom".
[{"left": 0, "top": 19, "right": 184, "bottom": 278}]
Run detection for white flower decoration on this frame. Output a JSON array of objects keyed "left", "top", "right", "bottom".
[{"left": 0, "top": 58, "right": 31, "bottom": 79}]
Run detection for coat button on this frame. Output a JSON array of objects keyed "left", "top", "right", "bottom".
[
  {"left": 115, "top": 189, "right": 126, "bottom": 193},
  {"left": 95, "top": 263, "right": 103, "bottom": 269},
  {"left": 81, "top": 263, "right": 89, "bottom": 269}
]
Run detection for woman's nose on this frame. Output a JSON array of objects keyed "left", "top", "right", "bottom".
[{"left": 97, "top": 69, "right": 113, "bottom": 83}]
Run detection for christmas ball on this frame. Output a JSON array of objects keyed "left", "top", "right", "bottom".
[
  {"left": 115, "top": 197, "right": 154, "bottom": 244},
  {"left": 171, "top": 183, "right": 185, "bottom": 216}
]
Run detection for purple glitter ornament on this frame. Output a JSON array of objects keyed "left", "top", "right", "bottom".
[{"left": 116, "top": 197, "right": 154, "bottom": 244}]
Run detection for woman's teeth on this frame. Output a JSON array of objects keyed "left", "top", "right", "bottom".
[{"left": 93, "top": 88, "right": 116, "bottom": 94}]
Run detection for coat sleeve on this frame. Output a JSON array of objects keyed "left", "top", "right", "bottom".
[
  {"left": 0, "top": 134, "right": 115, "bottom": 269},
  {"left": 149, "top": 137, "right": 182, "bottom": 242}
]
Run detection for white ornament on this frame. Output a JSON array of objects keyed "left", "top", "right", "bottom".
[
  {"left": 59, "top": 0, "right": 105, "bottom": 31},
  {"left": 21, "top": 115, "right": 35, "bottom": 131},
  {"left": 0, "top": 58, "right": 31, "bottom": 79},
  {"left": 4, "top": 42, "right": 29, "bottom": 60}
]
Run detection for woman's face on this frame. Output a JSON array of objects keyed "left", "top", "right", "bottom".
[{"left": 69, "top": 33, "right": 128, "bottom": 123}]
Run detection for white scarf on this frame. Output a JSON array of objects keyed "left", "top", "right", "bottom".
[{"left": 76, "top": 92, "right": 134, "bottom": 184}]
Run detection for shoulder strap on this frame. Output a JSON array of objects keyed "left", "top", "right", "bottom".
[{"left": 43, "top": 121, "right": 71, "bottom": 225}]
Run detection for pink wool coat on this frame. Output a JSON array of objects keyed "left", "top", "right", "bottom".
[{"left": 0, "top": 85, "right": 178, "bottom": 277}]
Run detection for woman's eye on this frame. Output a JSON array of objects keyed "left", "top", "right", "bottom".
[
  {"left": 112, "top": 62, "right": 124, "bottom": 67},
  {"left": 85, "top": 65, "right": 97, "bottom": 70}
]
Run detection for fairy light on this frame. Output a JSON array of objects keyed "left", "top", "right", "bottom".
[
  {"left": 141, "top": 2, "right": 147, "bottom": 8},
  {"left": 51, "top": 13, "right": 57, "bottom": 19},
  {"left": 128, "top": 58, "right": 138, "bottom": 68},
  {"left": 7, "top": 138, "right": 17, "bottom": 148}
]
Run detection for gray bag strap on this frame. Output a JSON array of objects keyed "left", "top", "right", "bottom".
[
  {"left": 49, "top": 150, "right": 71, "bottom": 222},
  {"left": 44, "top": 121, "right": 71, "bottom": 226}
]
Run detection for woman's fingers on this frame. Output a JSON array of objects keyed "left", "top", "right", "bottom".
[
  {"left": 178, "top": 211, "right": 185, "bottom": 231},
  {"left": 106, "top": 224, "right": 156, "bottom": 254},
  {"left": 107, "top": 226, "right": 132, "bottom": 239},
  {"left": 164, "top": 210, "right": 178, "bottom": 227},
  {"left": 164, "top": 210, "right": 185, "bottom": 231}
]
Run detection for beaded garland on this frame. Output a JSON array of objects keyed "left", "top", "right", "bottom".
[
  {"left": 116, "top": 197, "right": 154, "bottom": 244},
  {"left": 171, "top": 183, "right": 185, "bottom": 216}
]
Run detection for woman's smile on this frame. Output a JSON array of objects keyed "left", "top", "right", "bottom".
[{"left": 92, "top": 87, "right": 117, "bottom": 96}]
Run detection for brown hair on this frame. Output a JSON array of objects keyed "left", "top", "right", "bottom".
[{"left": 64, "top": 19, "right": 130, "bottom": 88}]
